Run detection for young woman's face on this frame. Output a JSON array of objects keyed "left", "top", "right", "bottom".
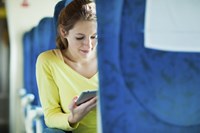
[{"left": 65, "top": 20, "right": 97, "bottom": 60}]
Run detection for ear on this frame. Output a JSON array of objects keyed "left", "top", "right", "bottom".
[{"left": 59, "top": 24, "right": 68, "bottom": 38}]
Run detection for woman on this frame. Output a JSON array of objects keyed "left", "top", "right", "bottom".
[{"left": 36, "top": 0, "right": 98, "bottom": 132}]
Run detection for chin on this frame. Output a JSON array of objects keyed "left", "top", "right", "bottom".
[{"left": 80, "top": 53, "right": 90, "bottom": 58}]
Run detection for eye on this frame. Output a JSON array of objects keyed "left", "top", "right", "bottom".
[
  {"left": 76, "top": 37, "right": 84, "bottom": 40},
  {"left": 91, "top": 35, "right": 97, "bottom": 39}
]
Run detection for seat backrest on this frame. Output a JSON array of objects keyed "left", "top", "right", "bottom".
[
  {"left": 23, "top": 17, "right": 56, "bottom": 106},
  {"left": 96, "top": 0, "right": 200, "bottom": 132},
  {"left": 53, "top": 0, "right": 66, "bottom": 30},
  {"left": 23, "top": 27, "right": 36, "bottom": 98},
  {"left": 22, "top": 1, "right": 77, "bottom": 132}
]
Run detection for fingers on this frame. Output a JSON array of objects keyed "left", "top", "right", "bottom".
[
  {"left": 89, "top": 96, "right": 97, "bottom": 105},
  {"left": 68, "top": 96, "right": 78, "bottom": 111},
  {"left": 81, "top": 96, "right": 97, "bottom": 111},
  {"left": 86, "top": 102, "right": 97, "bottom": 111},
  {"left": 68, "top": 96, "right": 97, "bottom": 123}
]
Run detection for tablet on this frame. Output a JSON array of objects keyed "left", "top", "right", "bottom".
[{"left": 76, "top": 90, "right": 97, "bottom": 106}]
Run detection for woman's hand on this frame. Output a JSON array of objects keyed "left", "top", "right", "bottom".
[{"left": 68, "top": 96, "right": 97, "bottom": 126}]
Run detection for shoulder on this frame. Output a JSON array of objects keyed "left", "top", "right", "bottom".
[
  {"left": 36, "top": 49, "right": 56, "bottom": 66},
  {"left": 37, "top": 50, "right": 54, "bottom": 59}
]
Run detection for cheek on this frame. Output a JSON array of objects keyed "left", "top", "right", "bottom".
[
  {"left": 67, "top": 36, "right": 77, "bottom": 43},
  {"left": 68, "top": 39, "right": 79, "bottom": 45},
  {"left": 92, "top": 40, "right": 97, "bottom": 46}
]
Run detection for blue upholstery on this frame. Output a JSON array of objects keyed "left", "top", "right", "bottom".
[
  {"left": 23, "top": 27, "right": 36, "bottom": 98},
  {"left": 53, "top": 0, "right": 66, "bottom": 31},
  {"left": 64, "top": 0, "right": 72, "bottom": 5},
  {"left": 23, "top": 17, "right": 55, "bottom": 106},
  {"left": 96, "top": 0, "right": 200, "bottom": 132},
  {"left": 23, "top": 17, "right": 56, "bottom": 132},
  {"left": 33, "top": 17, "right": 56, "bottom": 106},
  {"left": 23, "top": 1, "right": 72, "bottom": 132},
  {"left": 53, "top": 0, "right": 72, "bottom": 34}
]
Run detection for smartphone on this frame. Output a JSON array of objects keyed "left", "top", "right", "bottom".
[{"left": 76, "top": 90, "right": 97, "bottom": 106}]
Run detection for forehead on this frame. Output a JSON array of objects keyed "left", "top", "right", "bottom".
[{"left": 69, "top": 20, "right": 97, "bottom": 34}]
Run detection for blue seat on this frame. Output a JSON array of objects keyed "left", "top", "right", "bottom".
[
  {"left": 53, "top": 0, "right": 72, "bottom": 36},
  {"left": 23, "top": 27, "right": 35, "bottom": 97},
  {"left": 53, "top": 0, "right": 67, "bottom": 30},
  {"left": 22, "top": 1, "right": 73, "bottom": 132},
  {"left": 32, "top": 17, "right": 56, "bottom": 106},
  {"left": 22, "top": 17, "right": 56, "bottom": 133},
  {"left": 23, "top": 17, "right": 56, "bottom": 106},
  {"left": 96, "top": 0, "right": 200, "bottom": 132}
]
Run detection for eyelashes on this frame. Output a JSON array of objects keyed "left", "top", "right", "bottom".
[
  {"left": 91, "top": 35, "right": 98, "bottom": 39},
  {"left": 76, "top": 37, "right": 84, "bottom": 40},
  {"left": 75, "top": 35, "right": 98, "bottom": 40}
]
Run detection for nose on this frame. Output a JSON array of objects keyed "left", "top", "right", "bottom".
[{"left": 83, "top": 38, "right": 92, "bottom": 48}]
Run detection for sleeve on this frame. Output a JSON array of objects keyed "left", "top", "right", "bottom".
[{"left": 36, "top": 53, "right": 79, "bottom": 131}]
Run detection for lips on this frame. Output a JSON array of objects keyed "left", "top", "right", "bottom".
[{"left": 80, "top": 50, "right": 90, "bottom": 54}]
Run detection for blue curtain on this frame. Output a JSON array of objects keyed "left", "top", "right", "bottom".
[{"left": 96, "top": 0, "right": 200, "bottom": 132}]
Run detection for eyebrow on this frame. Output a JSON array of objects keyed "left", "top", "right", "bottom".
[
  {"left": 75, "top": 33, "right": 97, "bottom": 36},
  {"left": 76, "top": 33, "right": 84, "bottom": 36}
]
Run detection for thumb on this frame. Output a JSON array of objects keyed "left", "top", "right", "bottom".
[{"left": 68, "top": 96, "right": 78, "bottom": 111}]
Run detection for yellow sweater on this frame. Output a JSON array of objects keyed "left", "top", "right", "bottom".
[{"left": 36, "top": 49, "right": 98, "bottom": 133}]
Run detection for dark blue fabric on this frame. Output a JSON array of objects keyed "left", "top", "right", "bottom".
[
  {"left": 23, "top": 1, "right": 73, "bottom": 131},
  {"left": 53, "top": 0, "right": 66, "bottom": 31},
  {"left": 23, "top": 17, "right": 56, "bottom": 131},
  {"left": 22, "top": 1, "right": 75, "bottom": 131},
  {"left": 96, "top": 0, "right": 200, "bottom": 132},
  {"left": 23, "top": 31, "right": 30, "bottom": 94},
  {"left": 53, "top": 0, "right": 72, "bottom": 33},
  {"left": 23, "top": 17, "right": 55, "bottom": 106},
  {"left": 23, "top": 27, "right": 36, "bottom": 96},
  {"left": 35, "top": 17, "right": 56, "bottom": 128},
  {"left": 64, "top": 0, "right": 72, "bottom": 6}
]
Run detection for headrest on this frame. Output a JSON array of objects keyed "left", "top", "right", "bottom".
[{"left": 53, "top": 0, "right": 72, "bottom": 31}]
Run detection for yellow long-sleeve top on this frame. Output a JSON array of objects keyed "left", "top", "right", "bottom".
[{"left": 36, "top": 49, "right": 98, "bottom": 133}]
